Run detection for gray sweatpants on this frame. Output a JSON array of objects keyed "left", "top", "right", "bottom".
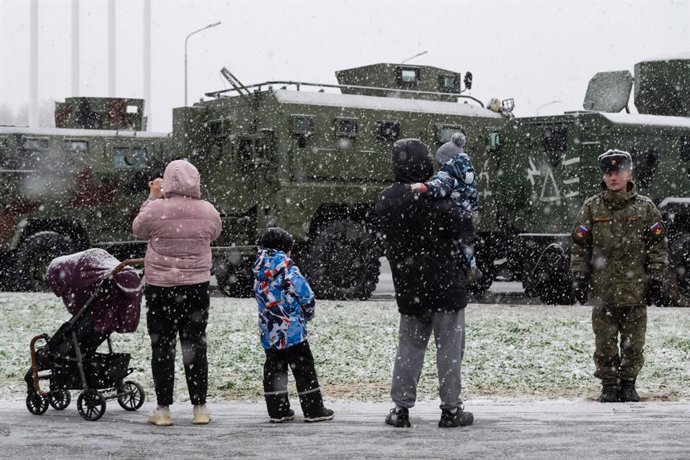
[{"left": 390, "top": 309, "right": 466, "bottom": 411}]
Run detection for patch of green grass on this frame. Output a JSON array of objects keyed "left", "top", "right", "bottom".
[{"left": 1, "top": 294, "right": 689, "bottom": 403}]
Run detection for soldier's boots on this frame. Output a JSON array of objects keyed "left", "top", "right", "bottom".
[
  {"left": 619, "top": 379, "right": 640, "bottom": 403},
  {"left": 599, "top": 383, "right": 621, "bottom": 403}
]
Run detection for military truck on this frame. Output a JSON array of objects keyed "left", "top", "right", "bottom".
[
  {"left": 174, "top": 63, "right": 514, "bottom": 299},
  {"left": 0, "top": 97, "right": 172, "bottom": 290},
  {"left": 493, "top": 57, "right": 690, "bottom": 304}
]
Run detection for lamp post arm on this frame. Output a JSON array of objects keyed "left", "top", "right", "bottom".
[{"left": 184, "top": 21, "right": 222, "bottom": 106}]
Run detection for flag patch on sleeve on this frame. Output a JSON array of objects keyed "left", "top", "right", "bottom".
[
  {"left": 646, "top": 221, "right": 666, "bottom": 244},
  {"left": 572, "top": 223, "right": 591, "bottom": 245}
]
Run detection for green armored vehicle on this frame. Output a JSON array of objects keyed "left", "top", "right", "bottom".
[
  {"left": 0, "top": 97, "right": 171, "bottom": 290},
  {"left": 494, "top": 57, "right": 690, "bottom": 303},
  {"left": 174, "top": 63, "right": 513, "bottom": 299}
]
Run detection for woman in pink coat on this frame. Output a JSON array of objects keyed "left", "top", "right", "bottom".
[{"left": 132, "top": 159, "right": 222, "bottom": 426}]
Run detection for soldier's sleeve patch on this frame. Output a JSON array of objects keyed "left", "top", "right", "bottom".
[
  {"left": 646, "top": 221, "right": 666, "bottom": 244},
  {"left": 572, "top": 223, "right": 591, "bottom": 245}
]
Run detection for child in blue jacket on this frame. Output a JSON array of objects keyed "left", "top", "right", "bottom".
[
  {"left": 412, "top": 132, "right": 482, "bottom": 282},
  {"left": 253, "top": 227, "right": 334, "bottom": 423}
]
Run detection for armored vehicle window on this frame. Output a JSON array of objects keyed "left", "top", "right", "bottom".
[
  {"left": 64, "top": 140, "right": 89, "bottom": 152},
  {"left": 542, "top": 126, "right": 567, "bottom": 167},
  {"left": 438, "top": 74, "right": 461, "bottom": 93},
  {"left": 292, "top": 115, "right": 315, "bottom": 135},
  {"left": 22, "top": 137, "right": 49, "bottom": 150},
  {"left": 335, "top": 118, "right": 358, "bottom": 138},
  {"left": 376, "top": 121, "right": 400, "bottom": 141},
  {"left": 396, "top": 66, "right": 420, "bottom": 88},
  {"left": 681, "top": 136, "right": 690, "bottom": 162},
  {"left": 542, "top": 126, "right": 567, "bottom": 153},
  {"left": 436, "top": 125, "right": 464, "bottom": 143},
  {"left": 488, "top": 132, "right": 501, "bottom": 150},
  {"left": 0, "top": 137, "right": 8, "bottom": 168},
  {"left": 631, "top": 148, "right": 659, "bottom": 188},
  {"left": 113, "top": 147, "right": 148, "bottom": 168}
]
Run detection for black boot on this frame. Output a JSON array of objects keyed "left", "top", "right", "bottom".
[
  {"left": 385, "top": 407, "right": 411, "bottom": 428},
  {"left": 304, "top": 406, "right": 334, "bottom": 423},
  {"left": 438, "top": 406, "right": 474, "bottom": 428},
  {"left": 599, "top": 383, "right": 621, "bottom": 403},
  {"left": 620, "top": 379, "right": 640, "bottom": 402},
  {"left": 299, "top": 389, "right": 334, "bottom": 422},
  {"left": 265, "top": 393, "right": 294, "bottom": 422}
]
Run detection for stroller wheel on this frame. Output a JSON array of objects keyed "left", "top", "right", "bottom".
[
  {"left": 49, "top": 389, "right": 71, "bottom": 410},
  {"left": 26, "top": 390, "right": 49, "bottom": 415},
  {"left": 77, "top": 390, "right": 106, "bottom": 421},
  {"left": 117, "top": 380, "right": 145, "bottom": 411}
]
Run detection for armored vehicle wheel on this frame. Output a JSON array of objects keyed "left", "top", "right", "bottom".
[
  {"left": 117, "top": 381, "right": 145, "bottom": 411},
  {"left": 531, "top": 243, "right": 575, "bottom": 305},
  {"left": 303, "top": 220, "right": 380, "bottom": 300},
  {"left": 26, "top": 389, "right": 49, "bottom": 415},
  {"left": 217, "top": 271, "right": 253, "bottom": 298},
  {"left": 467, "top": 239, "right": 495, "bottom": 297},
  {"left": 49, "top": 389, "right": 71, "bottom": 410},
  {"left": 16, "top": 231, "right": 75, "bottom": 292},
  {"left": 467, "top": 274, "right": 493, "bottom": 297},
  {"left": 669, "top": 232, "right": 690, "bottom": 297},
  {"left": 77, "top": 389, "right": 106, "bottom": 421}
]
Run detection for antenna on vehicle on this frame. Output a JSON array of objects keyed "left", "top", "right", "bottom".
[{"left": 220, "top": 67, "right": 251, "bottom": 98}]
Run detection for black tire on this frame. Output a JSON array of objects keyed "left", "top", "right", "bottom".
[
  {"left": 15, "top": 231, "right": 75, "bottom": 292},
  {"left": 532, "top": 244, "right": 575, "bottom": 305},
  {"left": 302, "top": 220, "right": 380, "bottom": 300},
  {"left": 48, "top": 389, "right": 71, "bottom": 410},
  {"left": 117, "top": 381, "right": 145, "bottom": 411},
  {"left": 216, "top": 268, "right": 254, "bottom": 298},
  {"left": 77, "top": 389, "right": 106, "bottom": 421},
  {"left": 26, "top": 390, "right": 49, "bottom": 415},
  {"left": 669, "top": 232, "right": 690, "bottom": 297},
  {"left": 467, "top": 237, "right": 494, "bottom": 297}
]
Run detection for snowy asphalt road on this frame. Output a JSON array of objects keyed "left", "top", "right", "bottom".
[{"left": 2, "top": 400, "right": 689, "bottom": 459}]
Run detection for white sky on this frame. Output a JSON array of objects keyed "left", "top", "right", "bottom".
[{"left": 0, "top": 0, "right": 689, "bottom": 132}]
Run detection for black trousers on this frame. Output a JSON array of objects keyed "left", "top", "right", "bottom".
[
  {"left": 263, "top": 341, "right": 325, "bottom": 417},
  {"left": 145, "top": 282, "right": 209, "bottom": 406}
]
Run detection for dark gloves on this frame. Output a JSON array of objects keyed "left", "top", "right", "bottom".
[
  {"left": 646, "top": 278, "right": 665, "bottom": 306},
  {"left": 572, "top": 275, "right": 590, "bottom": 304}
]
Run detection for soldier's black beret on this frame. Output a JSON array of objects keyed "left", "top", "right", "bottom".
[
  {"left": 258, "top": 227, "right": 294, "bottom": 253},
  {"left": 598, "top": 149, "right": 632, "bottom": 173}
]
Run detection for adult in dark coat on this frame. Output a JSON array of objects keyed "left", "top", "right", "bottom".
[{"left": 376, "top": 138, "right": 475, "bottom": 429}]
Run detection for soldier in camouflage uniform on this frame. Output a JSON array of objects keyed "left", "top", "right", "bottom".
[{"left": 570, "top": 149, "right": 669, "bottom": 403}]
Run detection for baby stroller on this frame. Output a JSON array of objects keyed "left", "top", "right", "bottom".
[{"left": 25, "top": 248, "right": 146, "bottom": 421}]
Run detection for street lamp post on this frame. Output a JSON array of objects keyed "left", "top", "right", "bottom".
[
  {"left": 401, "top": 50, "right": 428, "bottom": 64},
  {"left": 184, "top": 21, "right": 221, "bottom": 106}
]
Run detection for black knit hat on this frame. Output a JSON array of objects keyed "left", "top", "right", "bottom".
[
  {"left": 598, "top": 149, "right": 633, "bottom": 173},
  {"left": 392, "top": 138, "right": 433, "bottom": 183},
  {"left": 258, "top": 227, "right": 294, "bottom": 253}
]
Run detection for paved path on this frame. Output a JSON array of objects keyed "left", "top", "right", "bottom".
[{"left": 2, "top": 399, "right": 689, "bottom": 459}]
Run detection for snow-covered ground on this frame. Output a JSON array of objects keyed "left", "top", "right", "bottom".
[
  {"left": 3, "top": 293, "right": 690, "bottom": 459},
  {"left": 2, "top": 399, "right": 690, "bottom": 459},
  {"left": 2, "top": 292, "right": 689, "bottom": 403}
]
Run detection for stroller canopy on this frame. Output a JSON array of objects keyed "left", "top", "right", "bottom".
[{"left": 47, "top": 248, "right": 143, "bottom": 333}]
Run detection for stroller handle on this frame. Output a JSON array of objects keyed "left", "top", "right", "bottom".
[
  {"left": 29, "top": 334, "right": 51, "bottom": 396},
  {"left": 108, "top": 258, "right": 145, "bottom": 278}
]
